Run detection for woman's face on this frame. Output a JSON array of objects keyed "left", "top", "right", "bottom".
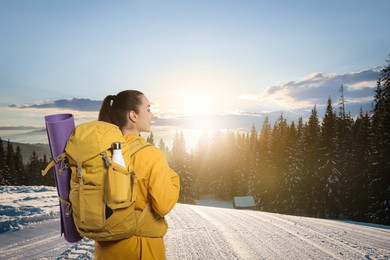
[{"left": 134, "top": 95, "right": 153, "bottom": 133}]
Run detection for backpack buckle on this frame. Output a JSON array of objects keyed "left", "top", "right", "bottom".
[
  {"left": 76, "top": 164, "right": 83, "bottom": 178},
  {"left": 101, "top": 152, "right": 111, "bottom": 167},
  {"left": 58, "top": 159, "right": 69, "bottom": 175}
]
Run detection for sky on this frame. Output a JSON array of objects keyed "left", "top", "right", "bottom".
[{"left": 0, "top": 0, "right": 389, "bottom": 146}]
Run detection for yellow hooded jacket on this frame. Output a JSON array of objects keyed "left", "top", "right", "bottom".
[{"left": 95, "top": 135, "right": 180, "bottom": 260}]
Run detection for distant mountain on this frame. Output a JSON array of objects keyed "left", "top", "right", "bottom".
[
  {"left": 0, "top": 128, "right": 48, "bottom": 144},
  {"left": 9, "top": 98, "right": 102, "bottom": 111}
]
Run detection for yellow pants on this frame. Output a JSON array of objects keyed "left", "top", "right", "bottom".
[{"left": 95, "top": 236, "right": 166, "bottom": 260}]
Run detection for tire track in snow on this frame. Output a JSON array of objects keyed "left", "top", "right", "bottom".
[
  {"left": 165, "top": 204, "right": 390, "bottom": 260},
  {"left": 243, "top": 210, "right": 390, "bottom": 259},
  {"left": 165, "top": 204, "right": 241, "bottom": 259},
  {"left": 1, "top": 231, "right": 61, "bottom": 258},
  {"left": 298, "top": 216, "right": 389, "bottom": 244},
  {"left": 189, "top": 205, "right": 289, "bottom": 259},
  {"left": 245, "top": 211, "right": 353, "bottom": 259},
  {"left": 290, "top": 215, "right": 390, "bottom": 258},
  {"left": 191, "top": 205, "right": 341, "bottom": 259},
  {"left": 0, "top": 219, "right": 72, "bottom": 259}
]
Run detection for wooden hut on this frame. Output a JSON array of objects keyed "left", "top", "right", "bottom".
[{"left": 233, "top": 196, "right": 256, "bottom": 209}]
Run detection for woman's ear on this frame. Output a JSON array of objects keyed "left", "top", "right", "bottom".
[{"left": 129, "top": 110, "right": 137, "bottom": 123}]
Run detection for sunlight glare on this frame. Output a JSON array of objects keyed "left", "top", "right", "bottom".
[{"left": 179, "top": 90, "right": 214, "bottom": 116}]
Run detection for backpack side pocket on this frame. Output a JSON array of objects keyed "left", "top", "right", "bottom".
[
  {"left": 70, "top": 181, "right": 105, "bottom": 230},
  {"left": 107, "top": 162, "right": 131, "bottom": 205}
]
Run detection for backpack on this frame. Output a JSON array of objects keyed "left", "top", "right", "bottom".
[{"left": 42, "top": 121, "right": 152, "bottom": 241}]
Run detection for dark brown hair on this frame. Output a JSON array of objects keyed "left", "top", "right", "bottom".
[{"left": 98, "top": 90, "right": 144, "bottom": 128}]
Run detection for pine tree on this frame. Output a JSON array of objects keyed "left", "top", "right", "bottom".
[
  {"left": 370, "top": 54, "right": 390, "bottom": 225},
  {"left": 211, "top": 131, "right": 235, "bottom": 200},
  {"left": 256, "top": 116, "right": 273, "bottom": 211},
  {"left": 224, "top": 131, "right": 240, "bottom": 199},
  {"left": 171, "top": 131, "right": 194, "bottom": 203},
  {"left": 192, "top": 131, "right": 210, "bottom": 196},
  {"left": 270, "top": 113, "right": 289, "bottom": 213},
  {"left": 344, "top": 109, "right": 371, "bottom": 221},
  {"left": 335, "top": 86, "right": 354, "bottom": 218},
  {"left": 146, "top": 132, "right": 155, "bottom": 145},
  {"left": 291, "top": 117, "right": 306, "bottom": 213},
  {"left": 303, "top": 106, "right": 322, "bottom": 217},
  {"left": 158, "top": 138, "right": 171, "bottom": 162},
  {"left": 234, "top": 132, "right": 249, "bottom": 197},
  {"left": 0, "top": 137, "right": 9, "bottom": 185},
  {"left": 14, "top": 146, "right": 25, "bottom": 185},
  {"left": 247, "top": 124, "right": 259, "bottom": 198},
  {"left": 5, "top": 140, "right": 15, "bottom": 185},
  {"left": 319, "top": 97, "right": 341, "bottom": 218},
  {"left": 26, "top": 150, "right": 40, "bottom": 185},
  {"left": 195, "top": 130, "right": 236, "bottom": 200},
  {"left": 207, "top": 131, "right": 223, "bottom": 198},
  {"left": 282, "top": 120, "right": 304, "bottom": 215}
]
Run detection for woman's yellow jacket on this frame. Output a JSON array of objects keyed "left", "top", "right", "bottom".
[{"left": 95, "top": 134, "right": 180, "bottom": 260}]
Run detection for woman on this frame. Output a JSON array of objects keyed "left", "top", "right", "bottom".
[{"left": 95, "top": 90, "right": 180, "bottom": 259}]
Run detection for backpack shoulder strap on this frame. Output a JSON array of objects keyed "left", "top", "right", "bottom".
[
  {"left": 128, "top": 139, "right": 153, "bottom": 156},
  {"left": 127, "top": 139, "right": 153, "bottom": 224},
  {"left": 41, "top": 152, "right": 67, "bottom": 176},
  {"left": 137, "top": 202, "right": 150, "bottom": 226}
]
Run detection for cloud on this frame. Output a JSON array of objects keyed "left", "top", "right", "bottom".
[
  {"left": 260, "top": 67, "right": 381, "bottom": 108},
  {"left": 9, "top": 98, "right": 102, "bottom": 112}
]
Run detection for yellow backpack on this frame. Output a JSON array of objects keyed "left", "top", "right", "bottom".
[{"left": 42, "top": 121, "right": 151, "bottom": 241}]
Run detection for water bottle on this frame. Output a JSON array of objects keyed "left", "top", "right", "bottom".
[
  {"left": 111, "top": 142, "right": 129, "bottom": 203},
  {"left": 112, "top": 142, "right": 125, "bottom": 167}
]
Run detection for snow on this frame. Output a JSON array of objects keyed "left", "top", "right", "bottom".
[{"left": 1, "top": 186, "right": 390, "bottom": 259}]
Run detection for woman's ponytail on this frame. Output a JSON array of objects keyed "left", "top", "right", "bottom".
[{"left": 98, "top": 95, "right": 119, "bottom": 125}]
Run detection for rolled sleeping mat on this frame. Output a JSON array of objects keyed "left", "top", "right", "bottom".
[{"left": 45, "top": 113, "right": 82, "bottom": 243}]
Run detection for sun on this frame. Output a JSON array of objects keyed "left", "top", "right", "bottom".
[{"left": 178, "top": 90, "right": 214, "bottom": 116}]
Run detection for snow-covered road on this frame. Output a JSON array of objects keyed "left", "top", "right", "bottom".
[
  {"left": 1, "top": 203, "right": 389, "bottom": 259},
  {"left": 165, "top": 204, "right": 390, "bottom": 259}
]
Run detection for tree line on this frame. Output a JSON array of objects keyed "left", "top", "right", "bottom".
[
  {"left": 0, "top": 139, "right": 55, "bottom": 186},
  {"left": 165, "top": 56, "right": 389, "bottom": 226},
  {"left": 1, "top": 55, "right": 388, "bottom": 226}
]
